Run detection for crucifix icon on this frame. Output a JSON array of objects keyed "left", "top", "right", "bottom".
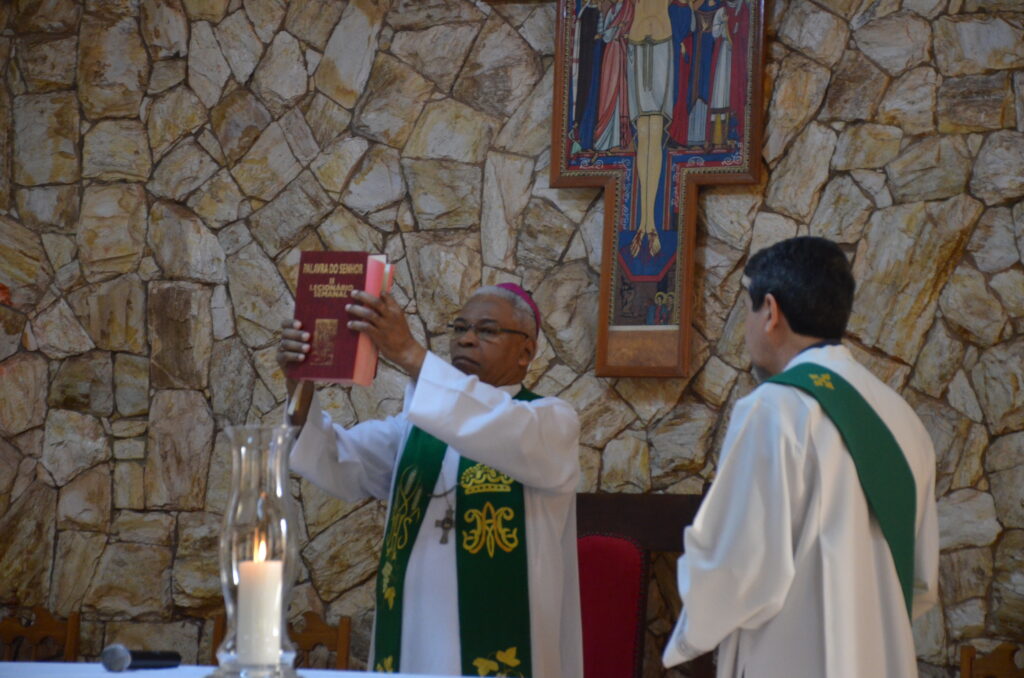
[
  {"left": 435, "top": 507, "right": 455, "bottom": 544},
  {"left": 551, "top": 0, "right": 766, "bottom": 376}
]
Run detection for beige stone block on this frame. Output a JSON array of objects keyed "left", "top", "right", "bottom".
[
  {"left": 972, "top": 338, "right": 1024, "bottom": 435},
  {"left": 970, "top": 130, "right": 1024, "bottom": 206},
  {"left": 0, "top": 353, "right": 48, "bottom": 437},
  {"left": 0, "top": 482, "right": 56, "bottom": 607},
  {"left": 0, "top": 215, "right": 51, "bottom": 311},
  {"left": 13, "top": 92, "right": 79, "bottom": 185},
  {"left": 850, "top": 196, "right": 982, "bottom": 362},
  {"left": 991, "top": 530, "right": 1024, "bottom": 636},
  {"left": 301, "top": 478, "right": 362, "bottom": 540},
  {"left": 403, "top": 159, "right": 481, "bottom": 231},
  {"left": 242, "top": 0, "right": 285, "bottom": 43},
  {"left": 83, "top": 119, "right": 152, "bottom": 181},
  {"left": 83, "top": 541, "right": 173, "bottom": 617},
  {"left": 938, "top": 72, "right": 1016, "bottom": 134},
  {"left": 57, "top": 464, "right": 110, "bottom": 530},
  {"left": 147, "top": 85, "right": 207, "bottom": 158},
  {"left": 822, "top": 50, "right": 889, "bottom": 122},
  {"left": 886, "top": 135, "right": 973, "bottom": 204},
  {"left": 214, "top": 9, "right": 262, "bottom": 84},
  {"left": 303, "top": 500, "right": 386, "bottom": 600},
  {"left": 938, "top": 488, "right": 1001, "bottom": 550},
  {"left": 533, "top": 261, "right": 598, "bottom": 374},
  {"left": 186, "top": 169, "right": 250, "bottom": 231},
  {"left": 649, "top": 399, "right": 717, "bottom": 489},
  {"left": 249, "top": 171, "right": 333, "bottom": 256},
  {"left": 314, "top": 0, "right": 388, "bottom": 108},
  {"left": 146, "top": 390, "right": 214, "bottom": 510},
  {"left": 113, "top": 438, "right": 145, "bottom": 461},
  {"left": 808, "top": 175, "right": 873, "bottom": 244},
  {"left": 693, "top": 356, "right": 739, "bottom": 408},
  {"left": 494, "top": 65, "right": 553, "bottom": 158},
  {"left": 990, "top": 269, "right": 1024, "bottom": 319},
  {"left": 32, "top": 300, "right": 95, "bottom": 360},
  {"left": 877, "top": 66, "right": 938, "bottom": 135},
  {"left": 516, "top": 197, "right": 576, "bottom": 270},
  {"left": 453, "top": 14, "right": 542, "bottom": 119},
  {"left": 531, "top": 157, "right": 600, "bottom": 224},
  {"left": 77, "top": 12, "right": 148, "bottom": 119},
  {"left": 764, "top": 122, "right": 836, "bottom": 221},
  {"left": 16, "top": 34, "right": 77, "bottom": 92},
  {"left": 148, "top": 138, "right": 219, "bottom": 201},
  {"left": 481, "top": 152, "right": 534, "bottom": 271},
  {"left": 285, "top": 0, "right": 345, "bottom": 50},
  {"left": 386, "top": 0, "right": 483, "bottom": 30},
  {"left": 933, "top": 15, "right": 1024, "bottom": 77},
  {"left": 340, "top": 144, "right": 404, "bottom": 214},
  {"left": 405, "top": 98, "right": 498, "bottom": 164},
  {"left": 310, "top": 135, "right": 369, "bottom": 194},
  {"left": 600, "top": 432, "right": 651, "bottom": 494},
  {"left": 41, "top": 409, "right": 109, "bottom": 487},
  {"left": 140, "top": 0, "right": 188, "bottom": 58},
  {"left": 854, "top": 12, "right": 931, "bottom": 75},
  {"left": 211, "top": 88, "right": 272, "bottom": 163},
  {"left": 560, "top": 374, "right": 636, "bottom": 448},
  {"left": 173, "top": 511, "right": 222, "bottom": 609},
  {"left": 49, "top": 351, "right": 113, "bottom": 416},
  {"left": 149, "top": 201, "right": 227, "bottom": 283},
  {"left": 13, "top": 0, "right": 81, "bottom": 32},
  {"left": 252, "top": 31, "right": 307, "bottom": 116},
  {"left": 762, "top": 53, "right": 830, "bottom": 165},
  {"left": 910, "top": 320, "right": 965, "bottom": 398},
  {"left": 0, "top": 307, "right": 26, "bottom": 363},
  {"left": 225, "top": 241, "right": 295, "bottom": 347},
  {"left": 391, "top": 23, "right": 479, "bottom": 92},
  {"left": 77, "top": 183, "right": 147, "bottom": 282},
  {"left": 832, "top": 123, "right": 903, "bottom": 170},
  {"left": 304, "top": 93, "right": 352, "bottom": 147},
  {"left": 148, "top": 282, "right": 213, "bottom": 390},
  {"left": 50, "top": 530, "right": 106, "bottom": 616},
  {"left": 112, "top": 510, "right": 175, "bottom": 546},
  {"left": 317, "top": 206, "right": 383, "bottom": 254},
  {"left": 188, "top": 20, "right": 230, "bottom": 107},
  {"left": 148, "top": 58, "right": 186, "bottom": 94},
  {"left": 15, "top": 185, "right": 79, "bottom": 232},
  {"left": 182, "top": 0, "right": 228, "bottom": 21},
  {"left": 351, "top": 53, "right": 434, "bottom": 148},
  {"left": 67, "top": 274, "right": 147, "bottom": 353},
  {"left": 777, "top": 0, "right": 848, "bottom": 67},
  {"left": 938, "top": 264, "right": 1008, "bottom": 347},
  {"left": 231, "top": 122, "right": 302, "bottom": 201}
]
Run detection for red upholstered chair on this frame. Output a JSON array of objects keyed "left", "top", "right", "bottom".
[
  {"left": 576, "top": 492, "right": 714, "bottom": 678},
  {"left": 577, "top": 534, "right": 648, "bottom": 678}
]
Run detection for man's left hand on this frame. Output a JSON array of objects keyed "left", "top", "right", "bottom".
[{"left": 346, "top": 290, "right": 426, "bottom": 380}]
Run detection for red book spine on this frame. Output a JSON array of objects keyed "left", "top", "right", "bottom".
[{"left": 287, "top": 251, "right": 392, "bottom": 386}]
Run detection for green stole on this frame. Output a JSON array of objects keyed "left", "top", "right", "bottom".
[
  {"left": 373, "top": 388, "right": 539, "bottom": 676},
  {"left": 768, "top": 362, "right": 916, "bottom": 616}
]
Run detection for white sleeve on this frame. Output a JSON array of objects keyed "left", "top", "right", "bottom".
[
  {"left": 663, "top": 394, "right": 800, "bottom": 667},
  {"left": 405, "top": 352, "right": 581, "bottom": 493},
  {"left": 288, "top": 390, "right": 407, "bottom": 502}
]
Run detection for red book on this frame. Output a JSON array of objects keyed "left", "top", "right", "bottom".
[{"left": 287, "top": 251, "right": 394, "bottom": 386}]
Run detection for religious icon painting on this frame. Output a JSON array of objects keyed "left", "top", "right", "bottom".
[{"left": 551, "top": 0, "right": 766, "bottom": 376}]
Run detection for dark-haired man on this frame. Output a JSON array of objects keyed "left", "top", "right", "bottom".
[
  {"left": 277, "top": 284, "right": 582, "bottom": 678},
  {"left": 662, "top": 237, "right": 939, "bottom": 678}
]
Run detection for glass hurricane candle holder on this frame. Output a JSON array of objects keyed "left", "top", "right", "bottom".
[{"left": 212, "top": 425, "right": 299, "bottom": 678}]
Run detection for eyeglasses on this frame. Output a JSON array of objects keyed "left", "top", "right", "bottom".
[{"left": 446, "top": 320, "right": 530, "bottom": 342}]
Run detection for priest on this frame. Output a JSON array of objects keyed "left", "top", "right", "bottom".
[
  {"left": 277, "top": 283, "right": 583, "bottom": 678},
  {"left": 662, "top": 237, "right": 939, "bottom": 678}
]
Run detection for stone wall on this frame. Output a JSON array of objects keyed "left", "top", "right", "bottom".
[{"left": 0, "top": 0, "right": 1021, "bottom": 674}]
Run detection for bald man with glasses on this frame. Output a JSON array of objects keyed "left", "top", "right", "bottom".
[{"left": 277, "top": 284, "right": 583, "bottom": 678}]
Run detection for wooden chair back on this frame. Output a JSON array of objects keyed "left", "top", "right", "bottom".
[
  {"left": 961, "top": 644, "right": 1024, "bottom": 678},
  {"left": 209, "top": 611, "right": 351, "bottom": 670},
  {"left": 0, "top": 607, "right": 80, "bottom": 662}
]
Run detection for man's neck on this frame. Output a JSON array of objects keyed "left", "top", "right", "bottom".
[{"left": 770, "top": 334, "right": 830, "bottom": 375}]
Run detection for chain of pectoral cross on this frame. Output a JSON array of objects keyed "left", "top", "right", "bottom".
[{"left": 431, "top": 485, "right": 456, "bottom": 544}]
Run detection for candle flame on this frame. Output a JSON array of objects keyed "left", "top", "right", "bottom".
[{"left": 255, "top": 536, "right": 267, "bottom": 562}]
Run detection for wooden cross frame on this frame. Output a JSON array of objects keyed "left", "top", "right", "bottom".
[{"left": 551, "top": 0, "right": 766, "bottom": 376}]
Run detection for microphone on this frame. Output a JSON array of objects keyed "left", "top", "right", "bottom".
[{"left": 101, "top": 644, "right": 182, "bottom": 671}]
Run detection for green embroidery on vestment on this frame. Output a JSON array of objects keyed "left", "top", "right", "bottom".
[{"left": 768, "top": 363, "right": 917, "bottom": 617}]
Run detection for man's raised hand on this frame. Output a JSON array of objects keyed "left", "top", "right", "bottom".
[{"left": 346, "top": 290, "right": 426, "bottom": 380}]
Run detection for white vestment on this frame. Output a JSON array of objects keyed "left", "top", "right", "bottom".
[
  {"left": 663, "top": 344, "right": 939, "bottom": 678},
  {"left": 290, "top": 352, "right": 584, "bottom": 678}
]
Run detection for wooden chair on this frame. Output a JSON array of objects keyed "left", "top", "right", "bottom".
[
  {"left": 961, "top": 643, "right": 1024, "bottom": 678},
  {"left": 576, "top": 492, "right": 713, "bottom": 678},
  {"left": 0, "top": 606, "right": 80, "bottom": 662},
  {"left": 210, "top": 611, "right": 351, "bottom": 669}
]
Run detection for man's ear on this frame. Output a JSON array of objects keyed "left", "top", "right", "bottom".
[
  {"left": 518, "top": 338, "right": 537, "bottom": 368},
  {"left": 763, "top": 293, "right": 782, "bottom": 332}
]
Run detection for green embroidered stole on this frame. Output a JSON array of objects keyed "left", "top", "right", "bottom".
[
  {"left": 373, "top": 388, "right": 538, "bottom": 676},
  {"left": 768, "top": 362, "right": 916, "bottom": 616}
]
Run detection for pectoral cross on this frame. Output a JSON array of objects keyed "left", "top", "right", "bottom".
[{"left": 435, "top": 507, "right": 455, "bottom": 544}]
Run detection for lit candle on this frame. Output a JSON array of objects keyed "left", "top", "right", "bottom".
[{"left": 236, "top": 536, "right": 284, "bottom": 666}]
